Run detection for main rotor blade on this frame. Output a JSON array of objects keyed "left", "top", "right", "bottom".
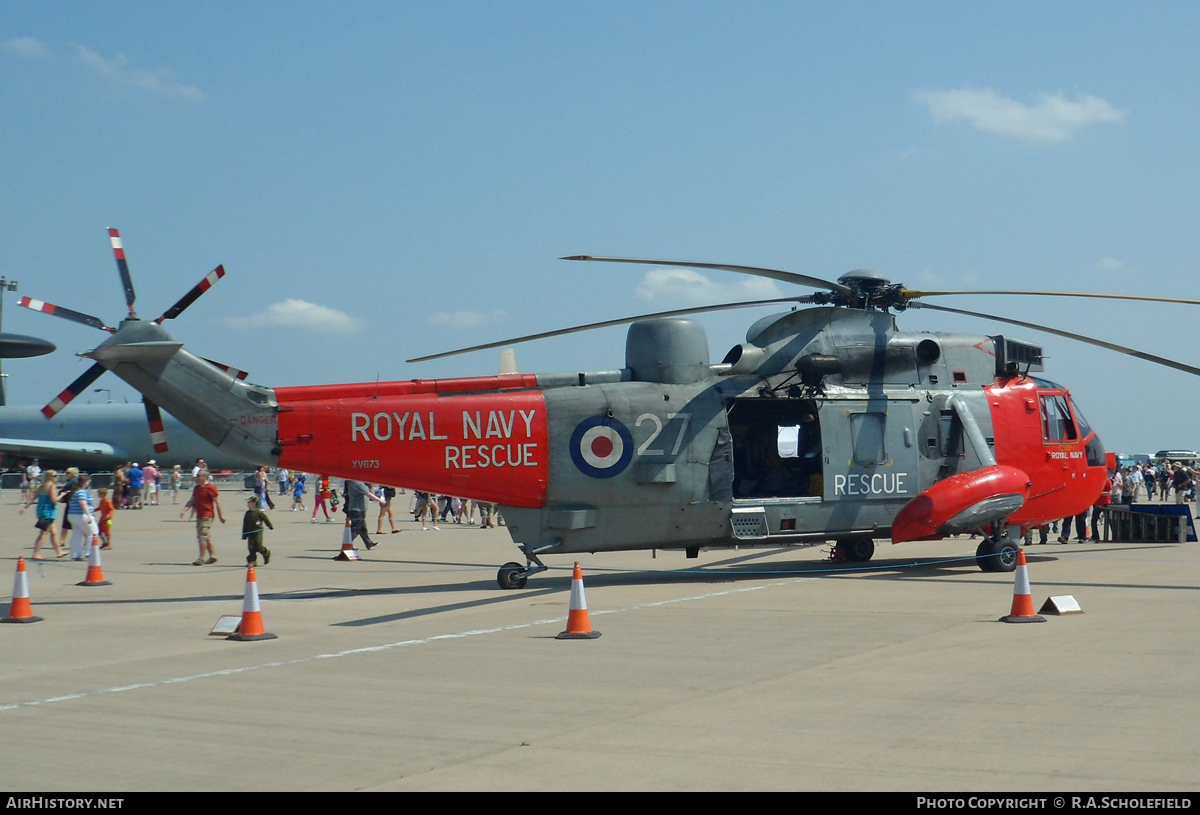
[
  {"left": 42, "top": 362, "right": 107, "bottom": 418},
  {"left": 905, "top": 289, "right": 1200, "bottom": 306},
  {"left": 108, "top": 228, "right": 137, "bottom": 314},
  {"left": 156, "top": 265, "right": 226, "bottom": 323},
  {"left": 909, "top": 302, "right": 1200, "bottom": 378},
  {"left": 17, "top": 296, "right": 116, "bottom": 333},
  {"left": 407, "top": 296, "right": 813, "bottom": 363},
  {"left": 561, "top": 256, "right": 853, "bottom": 295},
  {"left": 144, "top": 399, "right": 169, "bottom": 453}
]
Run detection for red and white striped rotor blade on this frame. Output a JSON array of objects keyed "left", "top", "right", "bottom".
[
  {"left": 42, "top": 362, "right": 107, "bottom": 418},
  {"left": 202, "top": 357, "right": 248, "bottom": 380},
  {"left": 144, "top": 399, "right": 169, "bottom": 453},
  {"left": 108, "top": 228, "right": 137, "bottom": 314},
  {"left": 156, "top": 265, "right": 225, "bottom": 323},
  {"left": 17, "top": 296, "right": 115, "bottom": 333}
]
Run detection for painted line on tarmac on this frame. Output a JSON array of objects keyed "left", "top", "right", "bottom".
[{"left": 0, "top": 579, "right": 800, "bottom": 714}]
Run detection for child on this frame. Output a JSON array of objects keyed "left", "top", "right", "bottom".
[
  {"left": 291, "top": 473, "right": 306, "bottom": 511},
  {"left": 97, "top": 488, "right": 115, "bottom": 549},
  {"left": 242, "top": 496, "right": 274, "bottom": 566}
]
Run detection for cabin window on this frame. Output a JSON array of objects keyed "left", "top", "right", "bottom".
[
  {"left": 1039, "top": 394, "right": 1077, "bottom": 442},
  {"left": 851, "top": 413, "right": 887, "bottom": 465}
]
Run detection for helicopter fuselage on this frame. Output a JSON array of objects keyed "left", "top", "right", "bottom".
[{"left": 267, "top": 307, "right": 1106, "bottom": 560}]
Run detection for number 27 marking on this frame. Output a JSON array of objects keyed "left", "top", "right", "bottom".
[{"left": 635, "top": 413, "right": 690, "bottom": 456}]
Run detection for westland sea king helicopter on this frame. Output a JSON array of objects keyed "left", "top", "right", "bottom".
[{"left": 20, "top": 231, "right": 1200, "bottom": 588}]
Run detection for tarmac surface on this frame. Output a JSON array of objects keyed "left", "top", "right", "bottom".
[{"left": 2, "top": 489, "right": 1199, "bottom": 791}]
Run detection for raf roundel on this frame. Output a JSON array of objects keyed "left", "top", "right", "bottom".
[{"left": 569, "top": 416, "right": 634, "bottom": 479}]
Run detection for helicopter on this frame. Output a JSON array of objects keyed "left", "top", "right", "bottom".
[{"left": 20, "top": 232, "right": 1200, "bottom": 589}]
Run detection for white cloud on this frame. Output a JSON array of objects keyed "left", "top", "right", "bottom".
[
  {"left": 225, "top": 300, "right": 361, "bottom": 333},
  {"left": 916, "top": 87, "right": 1125, "bottom": 143},
  {"left": 635, "top": 268, "right": 783, "bottom": 306},
  {"left": 1096, "top": 257, "right": 1125, "bottom": 273},
  {"left": 428, "top": 309, "right": 507, "bottom": 330},
  {"left": 75, "top": 44, "right": 205, "bottom": 102},
  {"left": 4, "top": 36, "right": 49, "bottom": 58}
]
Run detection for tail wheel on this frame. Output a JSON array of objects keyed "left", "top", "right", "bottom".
[{"left": 497, "top": 562, "right": 528, "bottom": 590}]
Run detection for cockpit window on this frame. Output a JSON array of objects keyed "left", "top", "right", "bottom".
[
  {"left": 1040, "top": 394, "right": 1077, "bottom": 442},
  {"left": 1069, "top": 397, "right": 1093, "bottom": 440}
]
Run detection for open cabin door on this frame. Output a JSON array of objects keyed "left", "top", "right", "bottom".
[{"left": 727, "top": 398, "right": 824, "bottom": 500}]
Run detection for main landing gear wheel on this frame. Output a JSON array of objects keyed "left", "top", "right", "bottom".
[
  {"left": 976, "top": 538, "right": 1019, "bottom": 573},
  {"left": 848, "top": 538, "right": 875, "bottom": 562},
  {"left": 834, "top": 538, "right": 875, "bottom": 563},
  {"left": 497, "top": 562, "right": 528, "bottom": 590}
]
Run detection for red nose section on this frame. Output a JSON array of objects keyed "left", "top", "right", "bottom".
[{"left": 891, "top": 465, "right": 1030, "bottom": 544}]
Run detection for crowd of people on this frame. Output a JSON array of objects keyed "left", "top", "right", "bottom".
[
  {"left": 1026, "top": 460, "right": 1197, "bottom": 544},
  {"left": 12, "top": 459, "right": 504, "bottom": 567}
]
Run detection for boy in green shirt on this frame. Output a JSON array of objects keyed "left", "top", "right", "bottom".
[{"left": 242, "top": 496, "right": 274, "bottom": 565}]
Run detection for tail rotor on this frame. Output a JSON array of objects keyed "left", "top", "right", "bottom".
[{"left": 20, "top": 228, "right": 234, "bottom": 454}]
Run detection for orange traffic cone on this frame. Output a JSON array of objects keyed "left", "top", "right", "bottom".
[
  {"left": 334, "top": 519, "right": 361, "bottom": 561},
  {"left": 2, "top": 558, "right": 43, "bottom": 624},
  {"left": 227, "top": 565, "right": 277, "bottom": 641},
  {"left": 77, "top": 538, "right": 112, "bottom": 587},
  {"left": 1000, "top": 547, "right": 1045, "bottom": 623},
  {"left": 556, "top": 562, "right": 601, "bottom": 640}
]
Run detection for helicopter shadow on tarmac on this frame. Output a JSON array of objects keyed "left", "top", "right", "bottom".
[{"left": 323, "top": 546, "right": 1005, "bottom": 628}]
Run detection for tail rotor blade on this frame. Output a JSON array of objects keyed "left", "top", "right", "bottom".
[
  {"left": 108, "top": 228, "right": 137, "bottom": 314},
  {"left": 156, "top": 265, "right": 226, "bottom": 323},
  {"left": 144, "top": 399, "right": 169, "bottom": 453},
  {"left": 201, "top": 356, "right": 248, "bottom": 380},
  {"left": 42, "top": 362, "right": 107, "bottom": 418},
  {"left": 17, "top": 297, "right": 116, "bottom": 333}
]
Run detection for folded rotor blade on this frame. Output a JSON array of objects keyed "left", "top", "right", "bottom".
[
  {"left": 108, "top": 228, "right": 137, "bottom": 314},
  {"left": 42, "top": 362, "right": 108, "bottom": 418},
  {"left": 17, "top": 296, "right": 115, "bottom": 333},
  {"left": 156, "top": 265, "right": 226, "bottom": 323},
  {"left": 909, "top": 302, "right": 1200, "bottom": 378},
  {"left": 144, "top": 399, "right": 169, "bottom": 453},
  {"left": 561, "top": 256, "right": 853, "bottom": 296},
  {"left": 408, "top": 296, "right": 813, "bottom": 363},
  {"left": 905, "top": 289, "right": 1200, "bottom": 306}
]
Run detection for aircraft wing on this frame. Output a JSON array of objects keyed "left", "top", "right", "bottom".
[{"left": 0, "top": 437, "right": 126, "bottom": 464}]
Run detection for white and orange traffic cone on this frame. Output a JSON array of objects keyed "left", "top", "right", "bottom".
[
  {"left": 1000, "top": 547, "right": 1045, "bottom": 623},
  {"left": 334, "top": 519, "right": 361, "bottom": 561},
  {"left": 77, "top": 537, "right": 112, "bottom": 587},
  {"left": 556, "top": 562, "right": 601, "bottom": 640},
  {"left": 227, "top": 564, "right": 277, "bottom": 641},
  {"left": 2, "top": 558, "right": 43, "bottom": 624}
]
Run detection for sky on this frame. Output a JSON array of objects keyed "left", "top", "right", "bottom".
[{"left": 1, "top": 1, "right": 1198, "bottom": 455}]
